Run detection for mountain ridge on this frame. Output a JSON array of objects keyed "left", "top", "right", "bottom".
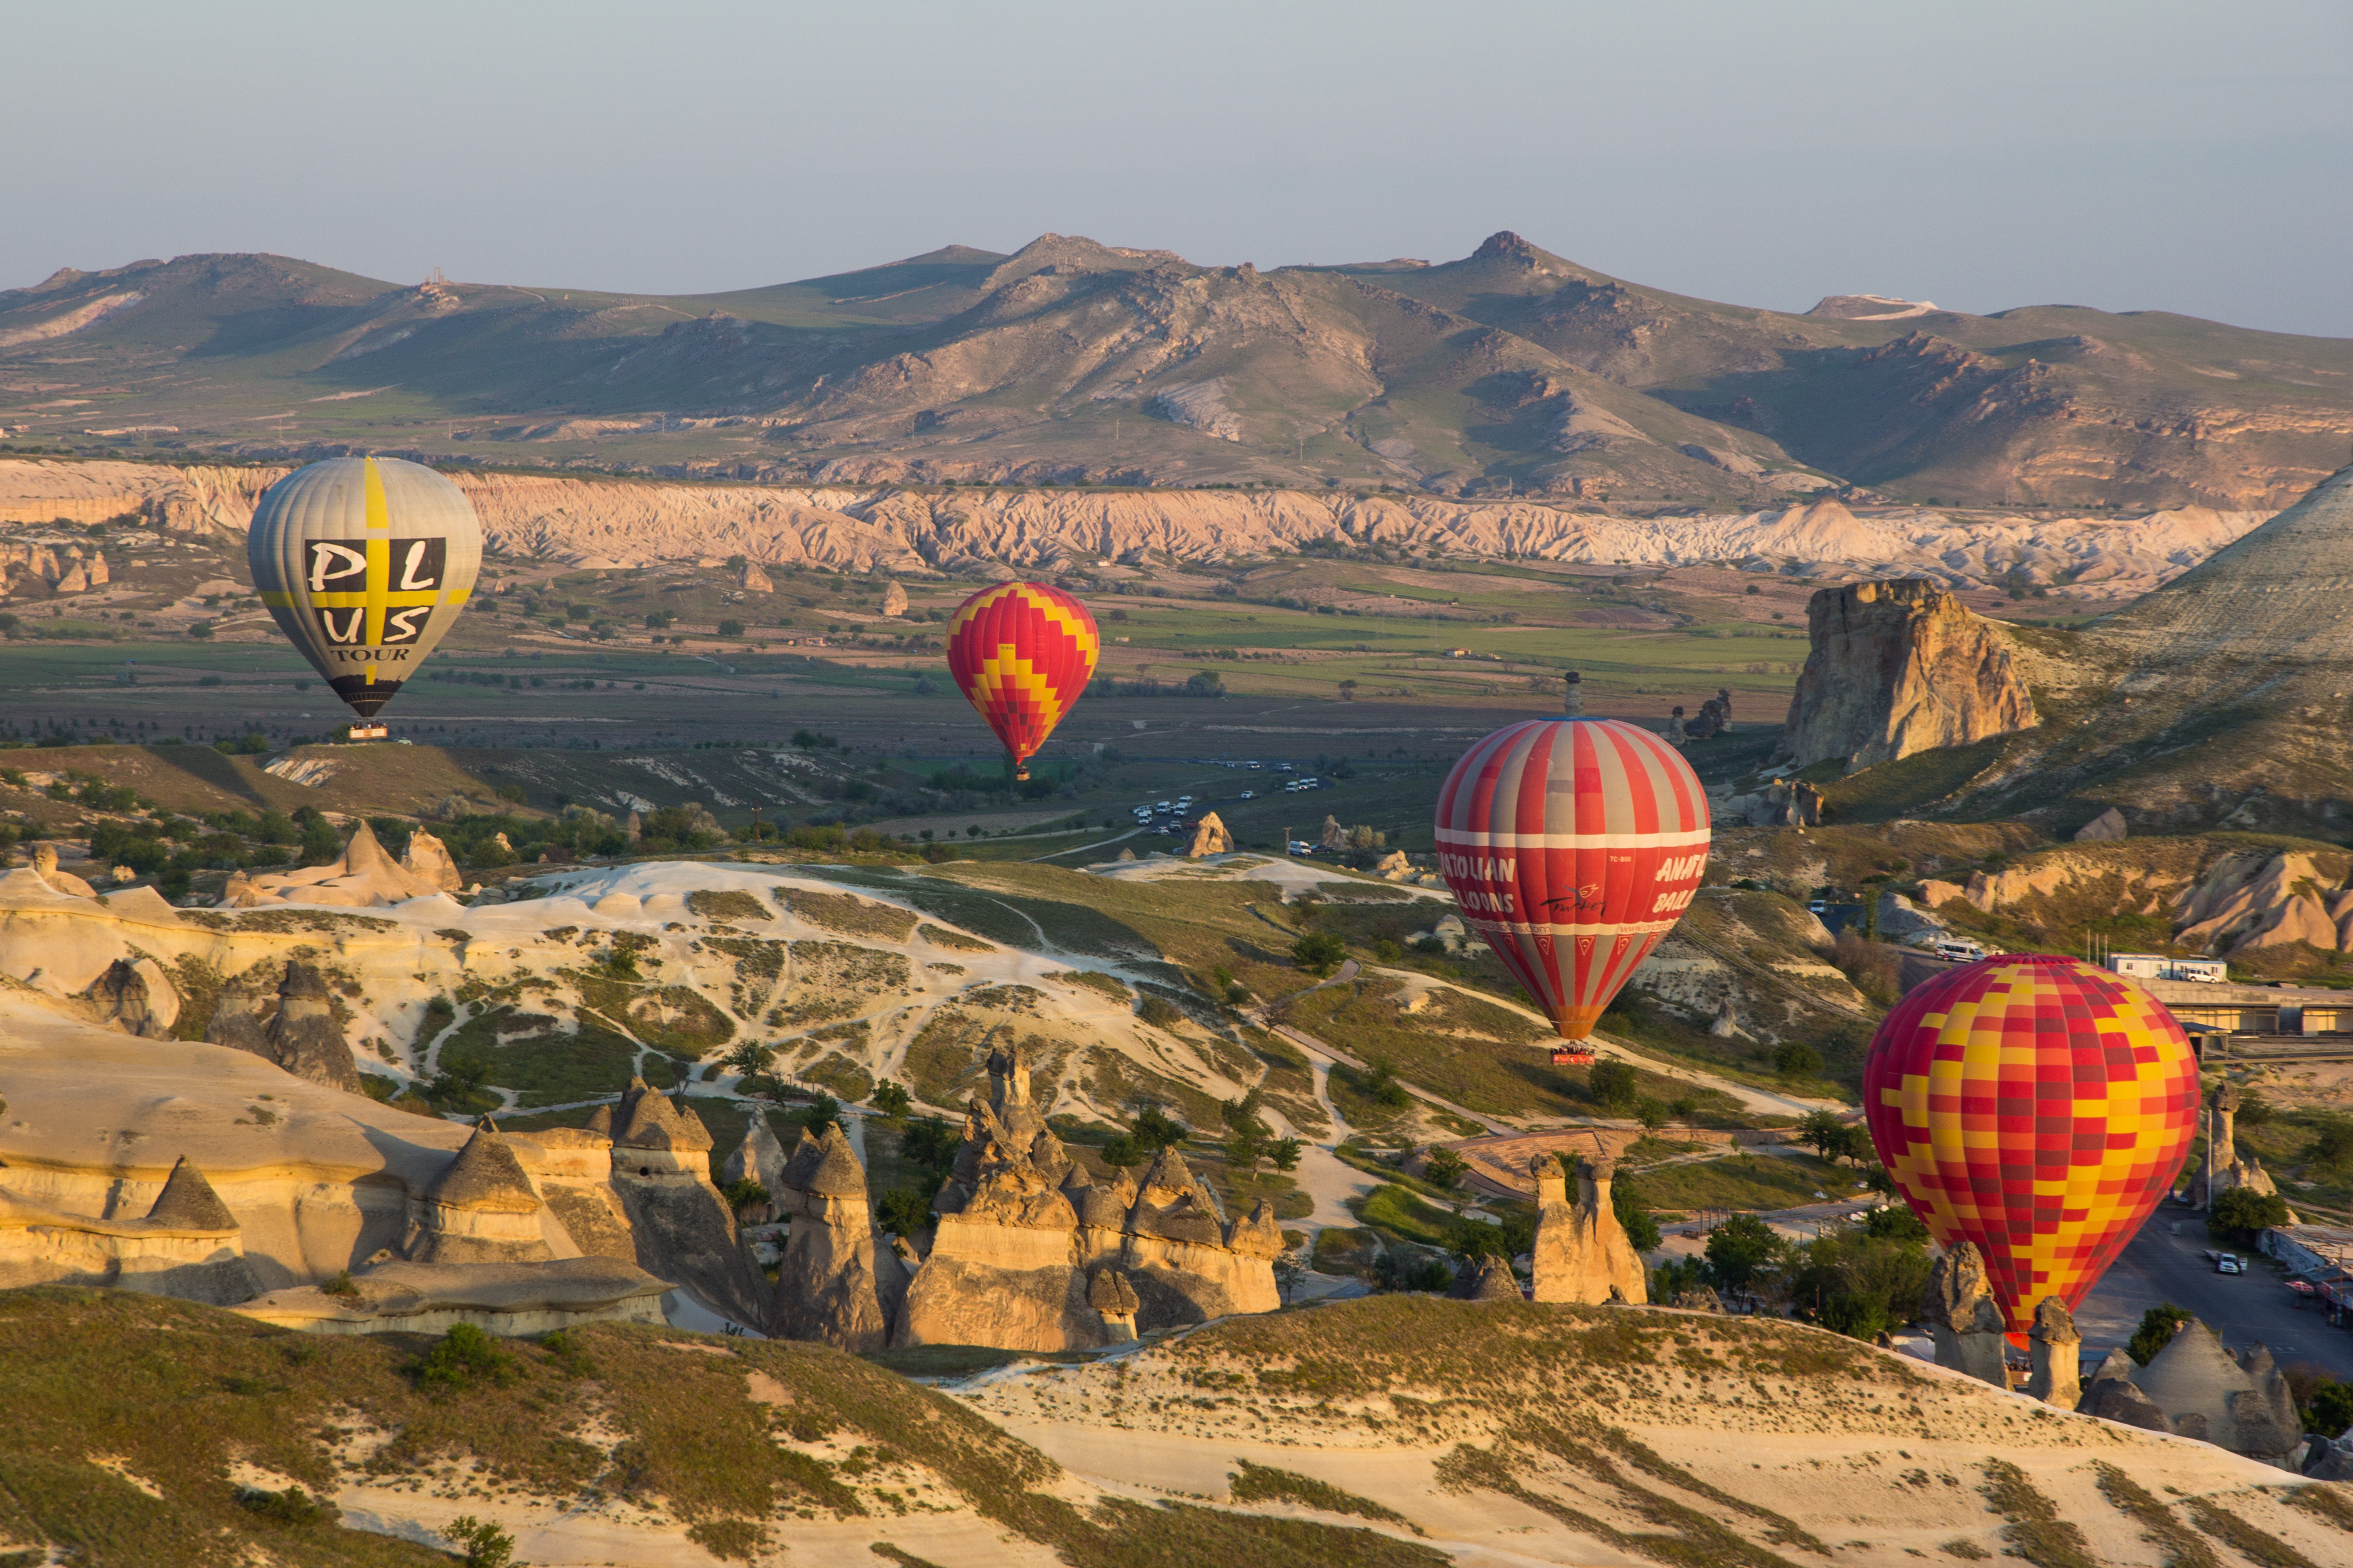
[{"left": 5, "top": 231, "right": 2345, "bottom": 508}]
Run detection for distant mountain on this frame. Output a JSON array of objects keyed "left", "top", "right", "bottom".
[{"left": 3, "top": 232, "right": 2344, "bottom": 508}]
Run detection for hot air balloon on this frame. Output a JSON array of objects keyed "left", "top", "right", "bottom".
[
  {"left": 248, "top": 456, "right": 482, "bottom": 724},
  {"left": 1863, "top": 954, "right": 2200, "bottom": 1331},
  {"left": 1433, "top": 673, "right": 1711, "bottom": 1042},
  {"left": 945, "top": 580, "right": 1099, "bottom": 781}
]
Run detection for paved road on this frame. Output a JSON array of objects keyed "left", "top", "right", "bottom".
[{"left": 2075, "top": 1205, "right": 2353, "bottom": 1379}]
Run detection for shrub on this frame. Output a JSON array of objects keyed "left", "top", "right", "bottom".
[
  {"left": 1587, "top": 1058, "right": 1638, "bottom": 1112},
  {"left": 1818, "top": 1290, "right": 1890, "bottom": 1342},
  {"left": 1771, "top": 1041, "right": 1823, "bottom": 1079},
  {"left": 718, "top": 619, "right": 745, "bottom": 637},
  {"left": 442, "top": 1515, "right": 515, "bottom": 1568},
  {"left": 1704, "top": 1213, "right": 1784, "bottom": 1293},
  {"left": 237, "top": 1484, "right": 338, "bottom": 1525},
  {"left": 414, "top": 1323, "right": 519, "bottom": 1394},
  {"left": 1424, "top": 1148, "right": 1466, "bottom": 1189},
  {"left": 1291, "top": 929, "right": 1347, "bottom": 974},
  {"left": 878, "top": 1186, "right": 933, "bottom": 1238},
  {"left": 1361, "top": 1060, "right": 1413, "bottom": 1110},
  {"left": 1137, "top": 994, "right": 1184, "bottom": 1029},
  {"left": 871, "top": 1079, "right": 911, "bottom": 1119}
]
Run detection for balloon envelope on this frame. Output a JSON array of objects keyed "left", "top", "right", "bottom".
[
  {"left": 1863, "top": 955, "right": 2200, "bottom": 1330},
  {"left": 1433, "top": 717, "right": 1710, "bottom": 1040},
  {"left": 248, "top": 456, "right": 482, "bottom": 718},
  {"left": 945, "top": 581, "right": 1099, "bottom": 777}
]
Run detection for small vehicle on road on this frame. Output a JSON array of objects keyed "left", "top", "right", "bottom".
[
  {"left": 1239, "top": 790, "right": 1255, "bottom": 800},
  {"left": 2217, "top": 1253, "right": 2243, "bottom": 1275}
]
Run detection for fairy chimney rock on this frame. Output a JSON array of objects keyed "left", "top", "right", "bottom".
[
  {"left": 2026, "top": 1296, "right": 2082, "bottom": 1406},
  {"left": 265, "top": 962, "right": 362, "bottom": 1093},
  {"left": 1088, "top": 1266, "right": 1141, "bottom": 1341},
  {"left": 1530, "top": 1154, "right": 1647, "bottom": 1305},
  {"left": 1920, "top": 1239, "right": 2009, "bottom": 1386},
  {"left": 412, "top": 1121, "right": 553, "bottom": 1265},
  {"left": 1184, "top": 812, "right": 1233, "bottom": 858},
  {"left": 742, "top": 560, "right": 775, "bottom": 593},
  {"left": 881, "top": 580, "right": 909, "bottom": 617}
]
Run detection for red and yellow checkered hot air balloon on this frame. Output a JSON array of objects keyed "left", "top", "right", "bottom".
[
  {"left": 945, "top": 581, "right": 1100, "bottom": 780},
  {"left": 1863, "top": 954, "right": 2201, "bottom": 1331}
]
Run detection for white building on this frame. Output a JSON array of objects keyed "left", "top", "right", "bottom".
[{"left": 2108, "top": 952, "right": 2228, "bottom": 984}]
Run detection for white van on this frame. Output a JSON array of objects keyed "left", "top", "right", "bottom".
[{"left": 1933, "top": 939, "right": 1987, "bottom": 963}]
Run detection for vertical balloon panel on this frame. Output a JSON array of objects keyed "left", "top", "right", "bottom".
[{"left": 1434, "top": 717, "right": 1710, "bottom": 1042}]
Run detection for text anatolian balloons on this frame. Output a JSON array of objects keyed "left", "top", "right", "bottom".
[
  {"left": 248, "top": 456, "right": 482, "bottom": 719},
  {"left": 1864, "top": 954, "right": 2200, "bottom": 1330},
  {"left": 945, "top": 581, "right": 1100, "bottom": 780},
  {"left": 1433, "top": 677, "right": 1711, "bottom": 1041}
]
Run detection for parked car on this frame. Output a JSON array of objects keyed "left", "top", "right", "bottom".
[
  {"left": 1240, "top": 790, "right": 1255, "bottom": 800},
  {"left": 2217, "top": 1253, "right": 2243, "bottom": 1275}
]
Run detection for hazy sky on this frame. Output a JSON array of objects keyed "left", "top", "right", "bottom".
[{"left": 9, "top": 2, "right": 2350, "bottom": 335}]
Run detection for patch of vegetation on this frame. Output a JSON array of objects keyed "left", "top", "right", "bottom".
[
  {"left": 1053, "top": 969, "right": 1133, "bottom": 1002},
  {"left": 916, "top": 922, "right": 994, "bottom": 952},
  {"left": 686, "top": 889, "right": 773, "bottom": 924},
  {"left": 1979, "top": 1460, "right": 2098, "bottom": 1568},
  {"left": 2090, "top": 1463, "right": 2219, "bottom": 1568},
  {"left": 781, "top": 888, "right": 920, "bottom": 942}
]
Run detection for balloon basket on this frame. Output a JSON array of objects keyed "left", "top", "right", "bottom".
[
  {"left": 344, "top": 723, "right": 388, "bottom": 742},
  {"left": 1550, "top": 1045, "right": 1596, "bottom": 1066}
]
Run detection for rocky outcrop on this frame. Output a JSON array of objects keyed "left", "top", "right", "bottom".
[
  {"left": 32, "top": 843, "right": 98, "bottom": 899},
  {"left": 606, "top": 1079, "right": 769, "bottom": 1328},
  {"left": 2025, "top": 1296, "right": 2081, "bottom": 1406},
  {"left": 2074, "top": 808, "right": 2128, "bottom": 843},
  {"left": 880, "top": 580, "right": 908, "bottom": 616},
  {"left": 741, "top": 560, "right": 775, "bottom": 594},
  {"left": 1528, "top": 1154, "right": 1646, "bottom": 1305},
  {"left": 2176, "top": 851, "right": 2353, "bottom": 956},
  {"left": 88, "top": 955, "right": 178, "bottom": 1037},
  {"left": 1088, "top": 1265, "right": 1140, "bottom": 1340},
  {"left": 0, "top": 1156, "right": 258, "bottom": 1304},
  {"left": 1712, "top": 776, "right": 1823, "bottom": 828},
  {"left": 767, "top": 1122, "right": 907, "bottom": 1352},
  {"left": 264, "top": 962, "right": 362, "bottom": 1092},
  {"left": 2080, "top": 1320, "right": 2302, "bottom": 1468},
  {"left": 1184, "top": 813, "right": 1233, "bottom": 858},
  {"left": 220, "top": 821, "right": 454, "bottom": 909},
  {"left": 235, "top": 1255, "right": 671, "bottom": 1337},
  {"left": 1775, "top": 579, "right": 2037, "bottom": 771},
  {"left": 1449, "top": 1252, "right": 1523, "bottom": 1302},
  {"left": 1919, "top": 1240, "right": 2008, "bottom": 1387},
  {"left": 894, "top": 1041, "right": 1279, "bottom": 1350}
]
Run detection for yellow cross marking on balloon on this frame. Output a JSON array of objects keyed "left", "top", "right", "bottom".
[{"left": 297, "top": 457, "right": 440, "bottom": 686}]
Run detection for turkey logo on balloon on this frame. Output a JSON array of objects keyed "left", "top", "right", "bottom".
[
  {"left": 248, "top": 456, "right": 483, "bottom": 722},
  {"left": 945, "top": 581, "right": 1100, "bottom": 781},
  {"left": 1863, "top": 955, "right": 2200, "bottom": 1330},
  {"left": 1433, "top": 673, "right": 1711, "bottom": 1044}
]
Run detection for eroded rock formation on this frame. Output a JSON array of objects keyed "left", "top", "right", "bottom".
[
  {"left": 407, "top": 1121, "right": 552, "bottom": 1265},
  {"left": 603, "top": 1079, "right": 770, "bottom": 1328},
  {"left": 1919, "top": 1239, "right": 2008, "bottom": 1387},
  {"left": 2026, "top": 1296, "right": 2081, "bottom": 1406},
  {"left": 2079, "top": 1320, "right": 2303, "bottom": 1468},
  {"left": 767, "top": 1122, "right": 907, "bottom": 1352},
  {"left": 1184, "top": 812, "right": 1233, "bottom": 858},
  {"left": 2189, "top": 1081, "right": 2290, "bottom": 1214},
  {"left": 1776, "top": 579, "right": 2037, "bottom": 771},
  {"left": 1528, "top": 1154, "right": 1645, "bottom": 1305},
  {"left": 0, "top": 1156, "right": 258, "bottom": 1303},
  {"left": 894, "top": 1041, "right": 1279, "bottom": 1350}
]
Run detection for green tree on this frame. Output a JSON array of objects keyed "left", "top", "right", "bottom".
[
  {"left": 2310, "top": 1378, "right": 2353, "bottom": 1439},
  {"left": 1360, "top": 1060, "right": 1413, "bottom": 1110},
  {"left": 2127, "top": 1302, "right": 2193, "bottom": 1366},
  {"left": 871, "top": 1079, "right": 911, "bottom": 1120},
  {"left": 1292, "top": 929, "right": 1347, "bottom": 975},
  {"left": 1424, "top": 1148, "right": 1467, "bottom": 1189},
  {"left": 1270, "top": 1136, "right": 1303, "bottom": 1172},
  {"left": 796, "top": 1094, "right": 841, "bottom": 1134},
  {"left": 1131, "top": 1103, "right": 1188, "bottom": 1152},
  {"left": 1703, "top": 1213, "right": 1784, "bottom": 1294},
  {"left": 2306, "top": 1115, "right": 2353, "bottom": 1173},
  {"left": 2208, "top": 1185, "right": 2290, "bottom": 1241},
  {"left": 1634, "top": 1098, "right": 1669, "bottom": 1133},
  {"left": 1587, "top": 1059, "right": 1639, "bottom": 1113},
  {"left": 1772, "top": 1041, "right": 1823, "bottom": 1080},
  {"left": 898, "top": 1114, "right": 958, "bottom": 1175}
]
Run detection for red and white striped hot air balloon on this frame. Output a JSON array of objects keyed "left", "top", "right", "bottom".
[{"left": 1433, "top": 674, "right": 1711, "bottom": 1042}]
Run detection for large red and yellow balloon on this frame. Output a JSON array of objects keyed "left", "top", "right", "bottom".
[
  {"left": 945, "top": 581, "right": 1100, "bottom": 780},
  {"left": 1863, "top": 955, "right": 2200, "bottom": 1330},
  {"left": 1433, "top": 710, "right": 1710, "bottom": 1041}
]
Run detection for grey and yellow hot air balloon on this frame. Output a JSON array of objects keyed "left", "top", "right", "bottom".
[{"left": 248, "top": 456, "right": 482, "bottom": 721}]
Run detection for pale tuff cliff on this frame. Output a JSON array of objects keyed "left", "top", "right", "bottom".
[
  {"left": 0, "top": 458, "right": 2264, "bottom": 597},
  {"left": 1776, "top": 579, "right": 2037, "bottom": 770}
]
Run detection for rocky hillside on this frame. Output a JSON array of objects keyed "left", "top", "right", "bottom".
[
  {"left": 0, "top": 457, "right": 2269, "bottom": 594},
  {"left": 1, "top": 1288, "right": 2341, "bottom": 1567},
  {"left": 1776, "top": 580, "right": 2040, "bottom": 771},
  {"left": 4, "top": 231, "right": 2345, "bottom": 506}
]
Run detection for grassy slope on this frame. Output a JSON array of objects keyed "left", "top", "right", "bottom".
[{"left": 0, "top": 1288, "right": 1454, "bottom": 1568}]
